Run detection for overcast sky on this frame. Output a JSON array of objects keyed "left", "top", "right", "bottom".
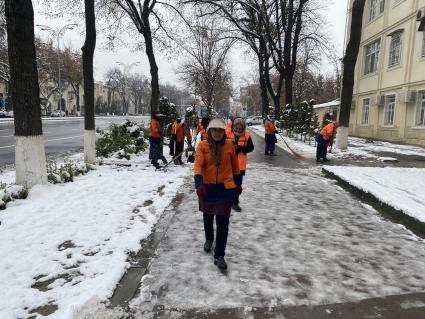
[{"left": 33, "top": 0, "right": 348, "bottom": 90}]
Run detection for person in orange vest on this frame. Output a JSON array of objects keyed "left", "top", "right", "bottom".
[
  {"left": 316, "top": 120, "right": 339, "bottom": 162},
  {"left": 197, "top": 117, "right": 209, "bottom": 141},
  {"left": 171, "top": 118, "right": 185, "bottom": 165},
  {"left": 194, "top": 118, "right": 242, "bottom": 271},
  {"left": 264, "top": 115, "right": 278, "bottom": 155},
  {"left": 149, "top": 111, "right": 167, "bottom": 169},
  {"left": 225, "top": 116, "right": 234, "bottom": 136},
  {"left": 226, "top": 117, "right": 254, "bottom": 212}
]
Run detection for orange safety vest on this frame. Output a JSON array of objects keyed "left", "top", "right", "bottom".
[
  {"left": 197, "top": 123, "right": 208, "bottom": 140},
  {"left": 320, "top": 122, "right": 336, "bottom": 141},
  {"left": 265, "top": 120, "right": 276, "bottom": 134},
  {"left": 149, "top": 119, "right": 161, "bottom": 138},
  {"left": 225, "top": 121, "right": 233, "bottom": 136},
  {"left": 227, "top": 131, "right": 251, "bottom": 171},
  {"left": 173, "top": 121, "right": 185, "bottom": 142},
  {"left": 194, "top": 139, "right": 240, "bottom": 189}
]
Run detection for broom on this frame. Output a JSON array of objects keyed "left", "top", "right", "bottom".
[{"left": 276, "top": 133, "right": 305, "bottom": 160}]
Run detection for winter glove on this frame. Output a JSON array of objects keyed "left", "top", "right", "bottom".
[
  {"left": 236, "top": 185, "right": 243, "bottom": 196},
  {"left": 196, "top": 185, "right": 205, "bottom": 197}
]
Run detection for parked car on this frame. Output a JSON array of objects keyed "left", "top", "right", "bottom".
[
  {"left": 51, "top": 110, "right": 66, "bottom": 117},
  {"left": 246, "top": 116, "right": 263, "bottom": 126},
  {"left": 7, "top": 111, "right": 13, "bottom": 118},
  {"left": 0, "top": 109, "right": 8, "bottom": 118}
]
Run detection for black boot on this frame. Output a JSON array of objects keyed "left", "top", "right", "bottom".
[
  {"left": 204, "top": 240, "right": 213, "bottom": 253},
  {"left": 232, "top": 204, "right": 242, "bottom": 212},
  {"left": 152, "top": 160, "right": 161, "bottom": 169},
  {"left": 214, "top": 256, "right": 227, "bottom": 270},
  {"left": 161, "top": 156, "right": 168, "bottom": 164},
  {"left": 265, "top": 151, "right": 270, "bottom": 156}
]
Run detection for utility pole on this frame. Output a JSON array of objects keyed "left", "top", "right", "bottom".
[{"left": 37, "top": 24, "right": 77, "bottom": 116}]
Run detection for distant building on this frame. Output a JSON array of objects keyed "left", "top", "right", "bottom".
[{"left": 348, "top": 0, "right": 425, "bottom": 146}]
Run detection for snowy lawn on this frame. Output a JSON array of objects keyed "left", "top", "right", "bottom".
[
  {"left": 323, "top": 166, "right": 425, "bottom": 224},
  {"left": 250, "top": 125, "right": 425, "bottom": 160},
  {"left": 0, "top": 151, "right": 190, "bottom": 319}
]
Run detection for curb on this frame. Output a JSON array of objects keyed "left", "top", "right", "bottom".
[{"left": 322, "top": 167, "right": 425, "bottom": 238}]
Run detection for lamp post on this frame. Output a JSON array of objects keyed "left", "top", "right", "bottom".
[{"left": 37, "top": 23, "right": 77, "bottom": 116}]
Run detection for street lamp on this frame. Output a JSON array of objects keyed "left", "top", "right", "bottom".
[{"left": 37, "top": 23, "right": 77, "bottom": 116}]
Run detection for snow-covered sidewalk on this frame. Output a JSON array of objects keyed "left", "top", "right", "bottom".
[
  {"left": 323, "top": 166, "right": 425, "bottom": 224},
  {"left": 101, "top": 161, "right": 425, "bottom": 317},
  {"left": 250, "top": 125, "right": 425, "bottom": 161},
  {"left": 0, "top": 152, "right": 190, "bottom": 318}
]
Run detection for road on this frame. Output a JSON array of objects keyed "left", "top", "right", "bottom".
[{"left": 0, "top": 116, "right": 150, "bottom": 167}]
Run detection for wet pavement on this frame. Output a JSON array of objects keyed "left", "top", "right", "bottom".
[{"left": 102, "top": 131, "right": 425, "bottom": 319}]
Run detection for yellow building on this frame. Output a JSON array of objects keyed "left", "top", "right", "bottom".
[{"left": 348, "top": 0, "right": 425, "bottom": 146}]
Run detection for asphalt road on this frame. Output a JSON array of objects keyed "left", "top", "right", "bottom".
[{"left": 0, "top": 116, "right": 150, "bottom": 167}]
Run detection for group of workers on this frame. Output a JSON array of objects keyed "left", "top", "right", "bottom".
[{"left": 148, "top": 111, "right": 338, "bottom": 271}]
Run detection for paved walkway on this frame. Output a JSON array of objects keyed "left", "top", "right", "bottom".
[{"left": 100, "top": 131, "right": 423, "bottom": 318}]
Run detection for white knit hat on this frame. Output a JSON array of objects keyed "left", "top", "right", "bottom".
[{"left": 207, "top": 118, "right": 226, "bottom": 130}]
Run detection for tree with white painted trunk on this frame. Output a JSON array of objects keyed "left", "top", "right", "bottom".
[
  {"left": 82, "top": 0, "right": 96, "bottom": 164},
  {"left": 6, "top": 0, "right": 47, "bottom": 187},
  {"left": 336, "top": 0, "right": 366, "bottom": 150}
]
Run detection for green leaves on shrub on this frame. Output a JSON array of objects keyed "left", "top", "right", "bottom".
[{"left": 96, "top": 120, "right": 146, "bottom": 159}]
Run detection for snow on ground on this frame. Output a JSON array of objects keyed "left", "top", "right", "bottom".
[
  {"left": 323, "top": 166, "right": 425, "bottom": 224},
  {"left": 250, "top": 125, "right": 425, "bottom": 160},
  {"left": 129, "top": 162, "right": 425, "bottom": 315},
  {"left": 0, "top": 151, "right": 190, "bottom": 319}
]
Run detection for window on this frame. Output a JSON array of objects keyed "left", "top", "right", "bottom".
[
  {"left": 388, "top": 32, "right": 402, "bottom": 67},
  {"left": 422, "top": 32, "right": 425, "bottom": 58},
  {"left": 384, "top": 94, "right": 396, "bottom": 126},
  {"left": 364, "top": 40, "right": 381, "bottom": 74},
  {"left": 369, "top": 0, "right": 385, "bottom": 21},
  {"left": 362, "top": 99, "right": 370, "bottom": 124},
  {"left": 415, "top": 91, "right": 425, "bottom": 126}
]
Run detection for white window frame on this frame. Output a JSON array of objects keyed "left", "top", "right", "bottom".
[
  {"left": 364, "top": 40, "right": 381, "bottom": 75},
  {"left": 422, "top": 32, "right": 425, "bottom": 58},
  {"left": 388, "top": 32, "right": 402, "bottom": 68},
  {"left": 384, "top": 94, "right": 396, "bottom": 126},
  {"left": 369, "top": 0, "right": 385, "bottom": 21},
  {"left": 361, "top": 98, "right": 370, "bottom": 125},
  {"left": 415, "top": 91, "right": 425, "bottom": 126}
]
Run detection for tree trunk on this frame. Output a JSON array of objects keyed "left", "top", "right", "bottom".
[
  {"left": 76, "top": 83, "right": 80, "bottom": 113},
  {"left": 82, "top": 0, "right": 96, "bottom": 163},
  {"left": 258, "top": 54, "right": 269, "bottom": 117},
  {"left": 6, "top": 0, "right": 47, "bottom": 187},
  {"left": 285, "top": 75, "right": 293, "bottom": 106},
  {"left": 336, "top": 0, "right": 366, "bottom": 150},
  {"left": 142, "top": 17, "right": 160, "bottom": 113}
]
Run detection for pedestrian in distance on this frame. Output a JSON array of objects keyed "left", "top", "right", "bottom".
[
  {"left": 264, "top": 115, "right": 278, "bottom": 155},
  {"left": 225, "top": 116, "right": 234, "bottom": 136},
  {"left": 171, "top": 118, "right": 185, "bottom": 165},
  {"left": 149, "top": 111, "right": 167, "bottom": 169},
  {"left": 316, "top": 120, "right": 339, "bottom": 163},
  {"left": 197, "top": 117, "right": 209, "bottom": 141},
  {"left": 194, "top": 118, "right": 242, "bottom": 271},
  {"left": 226, "top": 117, "right": 254, "bottom": 212}
]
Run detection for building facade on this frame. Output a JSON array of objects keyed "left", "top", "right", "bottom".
[{"left": 348, "top": 0, "right": 425, "bottom": 146}]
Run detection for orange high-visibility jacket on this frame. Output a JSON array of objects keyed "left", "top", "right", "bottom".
[
  {"left": 265, "top": 120, "right": 276, "bottom": 134},
  {"left": 172, "top": 122, "right": 185, "bottom": 142},
  {"left": 320, "top": 122, "right": 336, "bottom": 141},
  {"left": 227, "top": 131, "right": 251, "bottom": 171},
  {"left": 194, "top": 139, "right": 240, "bottom": 189},
  {"left": 197, "top": 123, "right": 208, "bottom": 140},
  {"left": 225, "top": 121, "right": 233, "bottom": 136},
  {"left": 149, "top": 119, "right": 161, "bottom": 138}
]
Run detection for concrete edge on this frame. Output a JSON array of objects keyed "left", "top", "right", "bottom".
[{"left": 322, "top": 167, "right": 425, "bottom": 238}]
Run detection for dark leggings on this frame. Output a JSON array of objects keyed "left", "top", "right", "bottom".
[
  {"left": 203, "top": 213, "right": 229, "bottom": 258},
  {"left": 234, "top": 171, "right": 245, "bottom": 205}
]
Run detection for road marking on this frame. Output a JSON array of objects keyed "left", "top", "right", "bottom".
[
  {"left": 0, "top": 135, "right": 14, "bottom": 138},
  {"left": 0, "top": 135, "right": 84, "bottom": 149},
  {"left": 0, "top": 129, "right": 12, "bottom": 132}
]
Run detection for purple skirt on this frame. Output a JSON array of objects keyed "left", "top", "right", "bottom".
[{"left": 199, "top": 197, "right": 233, "bottom": 216}]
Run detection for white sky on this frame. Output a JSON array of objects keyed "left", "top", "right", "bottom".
[{"left": 32, "top": 0, "right": 348, "bottom": 90}]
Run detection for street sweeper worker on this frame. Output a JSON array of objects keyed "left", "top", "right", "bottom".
[
  {"left": 264, "top": 115, "right": 278, "bottom": 155},
  {"left": 225, "top": 116, "right": 234, "bottom": 136},
  {"left": 194, "top": 118, "right": 242, "bottom": 271},
  {"left": 149, "top": 111, "right": 167, "bottom": 169},
  {"left": 316, "top": 120, "right": 339, "bottom": 163},
  {"left": 171, "top": 118, "right": 185, "bottom": 165},
  {"left": 197, "top": 117, "right": 209, "bottom": 141},
  {"left": 226, "top": 117, "right": 254, "bottom": 212}
]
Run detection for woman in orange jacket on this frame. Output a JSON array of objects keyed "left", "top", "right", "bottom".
[
  {"left": 149, "top": 111, "right": 167, "bottom": 169},
  {"left": 194, "top": 118, "right": 242, "bottom": 271},
  {"left": 264, "top": 115, "right": 278, "bottom": 155},
  {"left": 316, "top": 121, "right": 339, "bottom": 162},
  {"left": 226, "top": 117, "right": 254, "bottom": 212}
]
